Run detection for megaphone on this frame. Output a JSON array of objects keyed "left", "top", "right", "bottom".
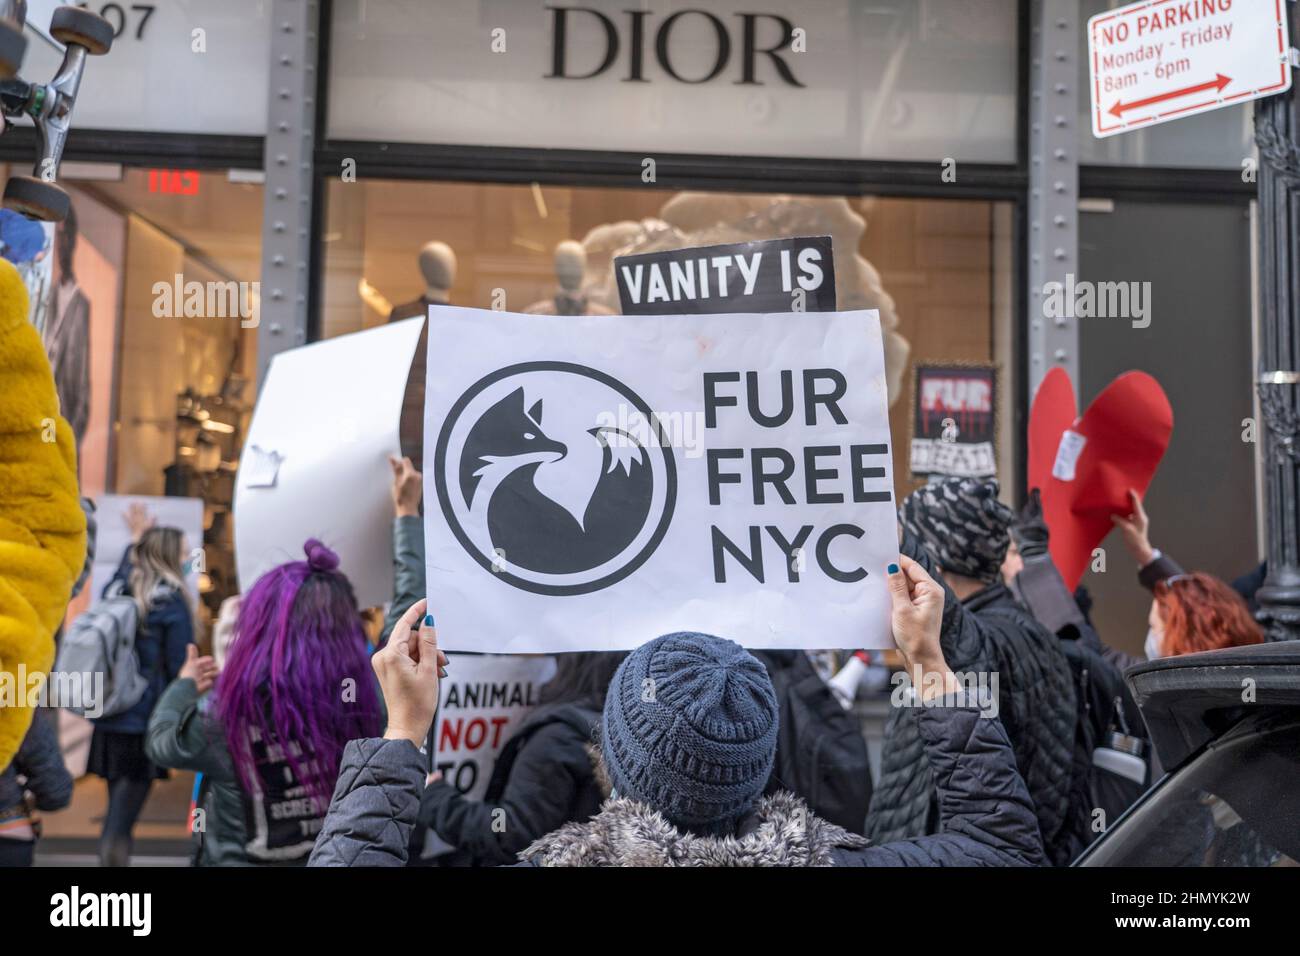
[{"left": 827, "top": 651, "right": 873, "bottom": 710}]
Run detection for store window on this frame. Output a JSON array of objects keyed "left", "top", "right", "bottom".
[
  {"left": 5, "top": 163, "right": 261, "bottom": 856},
  {"left": 321, "top": 179, "right": 1016, "bottom": 504}
]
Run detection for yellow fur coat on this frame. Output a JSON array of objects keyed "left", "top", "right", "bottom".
[{"left": 0, "top": 258, "right": 86, "bottom": 769}]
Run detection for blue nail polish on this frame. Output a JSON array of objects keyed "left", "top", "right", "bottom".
[
  {"left": 887, "top": 563, "right": 900, "bottom": 574},
  {"left": 423, "top": 613, "right": 435, "bottom": 627}
]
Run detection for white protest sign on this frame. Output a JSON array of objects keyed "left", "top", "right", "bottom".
[
  {"left": 422, "top": 306, "right": 898, "bottom": 653},
  {"left": 89, "top": 495, "right": 204, "bottom": 606},
  {"left": 432, "top": 653, "right": 558, "bottom": 800},
  {"left": 235, "top": 318, "right": 425, "bottom": 608},
  {"left": 1089, "top": 0, "right": 1292, "bottom": 138}
]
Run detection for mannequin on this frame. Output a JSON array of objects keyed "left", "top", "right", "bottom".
[
  {"left": 525, "top": 240, "right": 613, "bottom": 316},
  {"left": 391, "top": 241, "right": 458, "bottom": 470},
  {"left": 389, "top": 241, "right": 457, "bottom": 321}
]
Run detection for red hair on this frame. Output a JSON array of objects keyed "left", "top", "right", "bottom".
[{"left": 1154, "top": 573, "right": 1263, "bottom": 657}]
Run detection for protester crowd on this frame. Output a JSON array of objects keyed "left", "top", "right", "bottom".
[{"left": 0, "top": 257, "right": 1271, "bottom": 868}]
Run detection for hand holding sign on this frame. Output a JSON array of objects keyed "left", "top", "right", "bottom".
[
  {"left": 1110, "top": 488, "right": 1155, "bottom": 568},
  {"left": 887, "top": 558, "right": 942, "bottom": 665},
  {"left": 375, "top": 599, "right": 448, "bottom": 748}
]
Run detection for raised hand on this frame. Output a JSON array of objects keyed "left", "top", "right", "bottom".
[
  {"left": 389, "top": 455, "right": 423, "bottom": 518},
  {"left": 1110, "top": 488, "right": 1154, "bottom": 566},
  {"left": 178, "top": 644, "right": 219, "bottom": 694},
  {"left": 372, "top": 598, "right": 447, "bottom": 747}
]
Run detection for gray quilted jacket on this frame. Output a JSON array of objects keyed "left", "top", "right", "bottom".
[
  {"left": 308, "top": 737, "right": 426, "bottom": 867},
  {"left": 867, "top": 533, "right": 1078, "bottom": 865},
  {"left": 307, "top": 705, "right": 1045, "bottom": 868}
]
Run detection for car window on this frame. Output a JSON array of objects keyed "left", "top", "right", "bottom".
[{"left": 1081, "top": 717, "right": 1300, "bottom": 867}]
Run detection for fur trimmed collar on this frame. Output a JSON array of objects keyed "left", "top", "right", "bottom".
[{"left": 519, "top": 791, "right": 869, "bottom": 867}]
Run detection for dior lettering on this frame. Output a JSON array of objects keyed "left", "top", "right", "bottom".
[{"left": 547, "top": 7, "right": 805, "bottom": 87}]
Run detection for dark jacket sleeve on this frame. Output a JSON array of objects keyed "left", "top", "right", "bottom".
[
  {"left": 308, "top": 737, "right": 425, "bottom": 867},
  {"left": 144, "top": 677, "right": 228, "bottom": 778},
  {"left": 839, "top": 705, "right": 1045, "bottom": 867},
  {"left": 104, "top": 546, "right": 132, "bottom": 600},
  {"left": 870, "top": 532, "right": 1002, "bottom": 845},
  {"left": 13, "top": 709, "right": 72, "bottom": 812},
  {"left": 1138, "top": 550, "right": 1184, "bottom": 591},
  {"left": 380, "top": 516, "right": 426, "bottom": 645},
  {"left": 419, "top": 723, "right": 586, "bottom": 866},
  {"left": 158, "top": 597, "right": 194, "bottom": 683},
  {"left": 1012, "top": 554, "right": 1087, "bottom": 636}
]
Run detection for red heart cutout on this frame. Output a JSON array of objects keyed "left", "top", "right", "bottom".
[{"left": 1027, "top": 369, "right": 1174, "bottom": 591}]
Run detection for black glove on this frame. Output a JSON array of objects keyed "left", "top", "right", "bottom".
[{"left": 1010, "top": 488, "right": 1050, "bottom": 560}]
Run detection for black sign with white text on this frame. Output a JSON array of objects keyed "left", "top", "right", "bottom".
[{"left": 615, "top": 236, "right": 836, "bottom": 315}]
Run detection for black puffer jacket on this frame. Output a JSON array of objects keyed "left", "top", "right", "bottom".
[
  {"left": 868, "top": 534, "right": 1078, "bottom": 865},
  {"left": 418, "top": 701, "right": 603, "bottom": 866},
  {"left": 308, "top": 704, "right": 1045, "bottom": 867}
]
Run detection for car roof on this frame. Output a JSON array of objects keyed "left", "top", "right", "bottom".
[{"left": 1125, "top": 641, "right": 1300, "bottom": 770}]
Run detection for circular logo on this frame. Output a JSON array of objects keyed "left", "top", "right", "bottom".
[{"left": 433, "top": 362, "right": 677, "bottom": 596}]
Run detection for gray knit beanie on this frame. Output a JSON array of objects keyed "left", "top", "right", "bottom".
[
  {"left": 899, "top": 476, "right": 1014, "bottom": 584},
  {"left": 600, "top": 632, "right": 778, "bottom": 834}
]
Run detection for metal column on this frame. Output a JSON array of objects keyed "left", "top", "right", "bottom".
[
  {"left": 1253, "top": 0, "right": 1300, "bottom": 643},
  {"left": 257, "top": 0, "right": 319, "bottom": 387},
  {"left": 1026, "top": 0, "right": 1080, "bottom": 395}
]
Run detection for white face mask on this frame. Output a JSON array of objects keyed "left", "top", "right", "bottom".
[{"left": 1144, "top": 628, "right": 1164, "bottom": 661}]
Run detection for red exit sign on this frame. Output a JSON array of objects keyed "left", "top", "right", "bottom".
[{"left": 148, "top": 169, "right": 200, "bottom": 195}]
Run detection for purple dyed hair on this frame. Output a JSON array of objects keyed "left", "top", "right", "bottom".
[{"left": 214, "top": 539, "right": 382, "bottom": 804}]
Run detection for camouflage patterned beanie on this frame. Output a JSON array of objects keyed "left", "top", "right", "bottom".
[{"left": 899, "top": 477, "right": 1014, "bottom": 585}]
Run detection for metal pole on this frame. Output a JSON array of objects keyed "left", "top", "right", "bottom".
[
  {"left": 257, "top": 0, "right": 319, "bottom": 387},
  {"left": 1253, "top": 2, "right": 1300, "bottom": 642},
  {"left": 1027, "top": 0, "right": 1080, "bottom": 397}
]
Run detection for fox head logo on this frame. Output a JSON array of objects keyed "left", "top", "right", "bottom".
[
  {"left": 459, "top": 388, "right": 568, "bottom": 515},
  {"left": 435, "top": 363, "right": 676, "bottom": 595}
]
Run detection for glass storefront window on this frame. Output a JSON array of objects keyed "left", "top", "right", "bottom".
[
  {"left": 59, "top": 167, "right": 264, "bottom": 616},
  {"left": 321, "top": 179, "right": 1016, "bottom": 504}
]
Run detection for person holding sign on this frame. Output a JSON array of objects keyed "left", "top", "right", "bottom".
[
  {"left": 308, "top": 559, "right": 1045, "bottom": 867},
  {"left": 146, "top": 540, "right": 384, "bottom": 866},
  {"left": 870, "top": 478, "right": 1079, "bottom": 866}
]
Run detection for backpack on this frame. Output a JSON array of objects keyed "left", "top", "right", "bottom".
[
  {"left": 53, "top": 584, "right": 147, "bottom": 719},
  {"left": 1055, "top": 626, "right": 1149, "bottom": 858},
  {"left": 756, "top": 651, "right": 872, "bottom": 835}
]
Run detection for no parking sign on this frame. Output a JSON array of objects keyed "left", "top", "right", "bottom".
[{"left": 1089, "top": 0, "right": 1291, "bottom": 138}]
